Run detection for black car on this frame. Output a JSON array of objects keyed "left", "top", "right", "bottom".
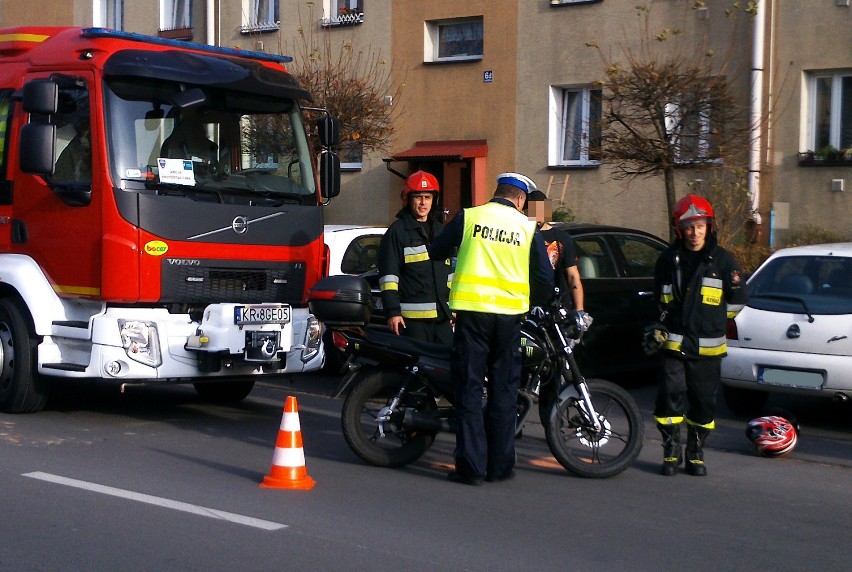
[
  {"left": 350, "top": 222, "right": 668, "bottom": 378},
  {"left": 546, "top": 222, "right": 668, "bottom": 378}
]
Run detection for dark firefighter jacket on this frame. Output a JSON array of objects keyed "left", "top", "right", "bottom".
[
  {"left": 654, "top": 233, "right": 748, "bottom": 359},
  {"left": 378, "top": 209, "right": 452, "bottom": 321}
]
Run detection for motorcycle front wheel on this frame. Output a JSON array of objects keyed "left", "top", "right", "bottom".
[
  {"left": 545, "top": 378, "right": 644, "bottom": 478},
  {"left": 341, "top": 367, "right": 438, "bottom": 468}
]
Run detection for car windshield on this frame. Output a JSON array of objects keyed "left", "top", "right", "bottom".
[
  {"left": 103, "top": 77, "right": 316, "bottom": 203},
  {"left": 747, "top": 255, "right": 852, "bottom": 315}
]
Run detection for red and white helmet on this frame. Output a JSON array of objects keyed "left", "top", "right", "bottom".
[
  {"left": 745, "top": 415, "right": 798, "bottom": 457},
  {"left": 673, "top": 194, "right": 715, "bottom": 237},
  {"left": 400, "top": 170, "right": 440, "bottom": 205}
]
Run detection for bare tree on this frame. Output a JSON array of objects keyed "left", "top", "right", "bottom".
[
  {"left": 274, "top": 5, "right": 403, "bottom": 158},
  {"left": 588, "top": 4, "right": 753, "bottom": 241}
]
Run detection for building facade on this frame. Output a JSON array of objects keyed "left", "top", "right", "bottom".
[{"left": 1, "top": 1, "right": 849, "bottom": 242}]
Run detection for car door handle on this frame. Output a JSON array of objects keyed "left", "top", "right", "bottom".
[{"left": 638, "top": 291, "right": 654, "bottom": 297}]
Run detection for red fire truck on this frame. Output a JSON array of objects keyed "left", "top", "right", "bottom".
[{"left": 0, "top": 27, "right": 341, "bottom": 412}]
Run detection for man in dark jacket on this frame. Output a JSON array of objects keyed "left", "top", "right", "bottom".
[
  {"left": 649, "top": 194, "right": 748, "bottom": 477},
  {"left": 378, "top": 170, "right": 453, "bottom": 344}
]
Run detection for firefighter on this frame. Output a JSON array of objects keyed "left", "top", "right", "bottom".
[
  {"left": 377, "top": 170, "right": 453, "bottom": 344},
  {"left": 646, "top": 194, "right": 748, "bottom": 476},
  {"left": 429, "top": 172, "right": 553, "bottom": 485}
]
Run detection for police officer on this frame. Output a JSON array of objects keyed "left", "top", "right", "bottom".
[
  {"left": 429, "top": 172, "right": 553, "bottom": 485},
  {"left": 378, "top": 170, "right": 453, "bottom": 344},
  {"left": 648, "top": 194, "right": 748, "bottom": 476}
]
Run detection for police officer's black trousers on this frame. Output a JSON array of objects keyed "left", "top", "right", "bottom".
[
  {"left": 654, "top": 354, "right": 721, "bottom": 427},
  {"left": 450, "top": 311, "right": 522, "bottom": 479}
]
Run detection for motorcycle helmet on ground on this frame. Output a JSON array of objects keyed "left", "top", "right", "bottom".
[
  {"left": 673, "top": 194, "right": 716, "bottom": 238},
  {"left": 400, "top": 170, "right": 440, "bottom": 206},
  {"left": 745, "top": 415, "right": 798, "bottom": 457}
]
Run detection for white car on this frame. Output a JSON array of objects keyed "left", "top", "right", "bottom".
[
  {"left": 721, "top": 242, "right": 852, "bottom": 415},
  {"left": 324, "top": 224, "right": 387, "bottom": 276}
]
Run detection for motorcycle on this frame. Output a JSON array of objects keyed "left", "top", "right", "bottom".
[{"left": 309, "top": 276, "right": 644, "bottom": 479}]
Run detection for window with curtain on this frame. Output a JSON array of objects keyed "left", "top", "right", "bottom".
[
  {"left": 241, "top": 0, "right": 280, "bottom": 31},
  {"left": 549, "top": 86, "right": 601, "bottom": 166},
  {"left": 425, "top": 17, "right": 483, "bottom": 62},
  {"left": 161, "top": 0, "right": 191, "bottom": 30},
  {"left": 807, "top": 71, "right": 852, "bottom": 153}
]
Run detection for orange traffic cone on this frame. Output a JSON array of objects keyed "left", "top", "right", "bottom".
[{"left": 260, "top": 395, "right": 316, "bottom": 490}]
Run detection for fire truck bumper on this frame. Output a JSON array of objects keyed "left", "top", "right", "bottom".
[{"left": 39, "top": 305, "right": 323, "bottom": 380}]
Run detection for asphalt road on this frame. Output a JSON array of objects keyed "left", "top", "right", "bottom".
[{"left": 0, "top": 373, "right": 849, "bottom": 571}]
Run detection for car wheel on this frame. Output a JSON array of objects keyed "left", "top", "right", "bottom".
[{"left": 722, "top": 384, "right": 770, "bottom": 417}]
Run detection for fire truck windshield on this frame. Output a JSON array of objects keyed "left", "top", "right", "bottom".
[{"left": 103, "top": 77, "right": 317, "bottom": 202}]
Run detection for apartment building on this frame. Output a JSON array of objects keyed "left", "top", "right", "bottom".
[{"left": 1, "top": 1, "right": 849, "bottom": 242}]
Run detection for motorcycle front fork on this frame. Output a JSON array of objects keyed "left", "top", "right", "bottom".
[{"left": 560, "top": 360, "right": 602, "bottom": 432}]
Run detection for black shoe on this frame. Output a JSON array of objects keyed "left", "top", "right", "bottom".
[
  {"left": 447, "top": 471, "right": 484, "bottom": 486},
  {"left": 685, "top": 460, "right": 707, "bottom": 477},
  {"left": 485, "top": 470, "right": 515, "bottom": 483}
]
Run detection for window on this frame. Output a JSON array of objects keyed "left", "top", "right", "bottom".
[
  {"left": 52, "top": 84, "right": 92, "bottom": 185},
  {"left": 340, "top": 140, "right": 363, "bottom": 171},
  {"left": 340, "top": 234, "right": 383, "bottom": 275},
  {"left": 549, "top": 86, "right": 601, "bottom": 166},
  {"left": 99, "top": 0, "right": 124, "bottom": 30},
  {"left": 573, "top": 236, "right": 617, "bottom": 278},
  {"left": 241, "top": 0, "right": 280, "bottom": 33},
  {"left": 321, "top": 0, "right": 364, "bottom": 27},
  {"left": 614, "top": 234, "right": 666, "bottom": 278},
  {"left": 0, "top": 91, "right": 11, "bottom": 181},
  {"left": 665, "top": 97, "right": 721, "bottom": 164},
  {"left": 425, "top": 18, "right": 483, "bottom": 63},
  {"left": 160, "top": 0, "right": 191, "bottom": 31},
  {"left": 806, "top": 71, "right": 852, "bottom": 152}
]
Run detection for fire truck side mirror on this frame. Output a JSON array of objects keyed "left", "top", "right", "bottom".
[
  {"left": 316, "top": 117, "right": 340, "bottom": 149},
  {"left": 319, "top": 151, "right": 341, "bottom": 200},
  {"left": 22, "top": 79, "right": 59, "bottom": 115},
  {"left": 20, "top": 124, "right": 57, "bottom": 175}
]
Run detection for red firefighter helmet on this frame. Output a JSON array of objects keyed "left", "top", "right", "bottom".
[
  {"left": 673, "top": 194, "right": 715, "bottom": 238},
  {"left": 400, "top": 170, "right": 440, "bottom": 205},
  {"left": 745, "top": 415, "right": 798, "bottom": 457}
]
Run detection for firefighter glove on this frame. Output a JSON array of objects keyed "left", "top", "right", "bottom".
[{"left": 641, "top": 323, "right": 668, "bottom": 355}]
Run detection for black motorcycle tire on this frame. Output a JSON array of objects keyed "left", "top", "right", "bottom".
[
  {"left": 341, "top": 367, "right": 438, "bottom": 468},
  {"left": 545, "top": 378, "right": 644, "bottom": 479}
]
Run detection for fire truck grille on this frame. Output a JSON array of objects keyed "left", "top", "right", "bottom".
[{"left": 160, "top": 259, "right": 307, "bottom": 305}]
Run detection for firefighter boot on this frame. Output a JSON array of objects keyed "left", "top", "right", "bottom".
[
  {"left": 657, "top": 423, "right": 682, "bottom": 476},
  {"left": 685, "top": 425, "right": 711, "bottom": 477}
]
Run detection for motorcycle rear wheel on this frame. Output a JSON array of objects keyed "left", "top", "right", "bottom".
[
  {"left": 341, "top": 368, "right": 438, "bottom": 468},
  {"left": 545, "top": 378, "right": 644, "bottom": 478}
]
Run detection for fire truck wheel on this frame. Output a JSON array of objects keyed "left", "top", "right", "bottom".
[
  {"left": 193, "top": 379, "right": 255, "bottom": 403},
  {"left": 0, "top": 298, "right": 49, "bottom": 413}
]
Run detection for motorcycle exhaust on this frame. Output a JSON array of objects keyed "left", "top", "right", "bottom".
[{"left": 403, "top": 409, "right": 456, "bottom": 433}]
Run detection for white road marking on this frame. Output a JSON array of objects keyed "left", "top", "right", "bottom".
[{"left": 22, "top": 471, "right": 288, "bottom": 531}]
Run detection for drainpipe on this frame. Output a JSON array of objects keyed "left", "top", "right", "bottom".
[
  {"left": 747, "top": 0, "right": 767, "bottom": 242},
  {"left": 207, "top": 0, "right": 216, "bottom": 46}
]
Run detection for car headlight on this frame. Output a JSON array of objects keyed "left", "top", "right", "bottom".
[
  {"left": 301, "top": 316, "right": 322, "bottom": 363},
  {"left": 118, "top": 319, "right": 162, "bottom": 368}
]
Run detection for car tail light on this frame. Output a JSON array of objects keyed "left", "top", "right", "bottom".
[
  {"left": 331, "top": 330, "right": 349, "bottom": 351},
  {"left": 726, "top": 318, "right": 738, "bottom": 340}
]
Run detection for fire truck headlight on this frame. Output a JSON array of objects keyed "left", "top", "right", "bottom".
[
  {"left": 118, "top": 320, "right": 163, "bottom": 368},
  {"left": 301, "top": 316, "right": 322, "bottom": 363}
]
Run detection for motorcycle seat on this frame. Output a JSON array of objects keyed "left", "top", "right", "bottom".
[{"left": 364, "top": 329, "right": 452, "bottom": 360}]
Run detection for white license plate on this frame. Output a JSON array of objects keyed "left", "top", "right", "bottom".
[
  {"left": 234, "top": 304, "right": 291, "bottom": 325},
  {"left": 758, "top": 367, "right": 824, "bottom": 389}
]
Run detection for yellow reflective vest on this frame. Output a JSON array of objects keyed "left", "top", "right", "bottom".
[{"left": 449, "top": 202, "right": 537, "bottom": 315}]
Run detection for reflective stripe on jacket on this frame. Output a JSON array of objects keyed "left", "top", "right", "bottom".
[
  {"left": 654, "top": 235, "right": 748, "bottom": 359},
  {"left": 378, "top": 210, "right": 452, "bottom": 321}
]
